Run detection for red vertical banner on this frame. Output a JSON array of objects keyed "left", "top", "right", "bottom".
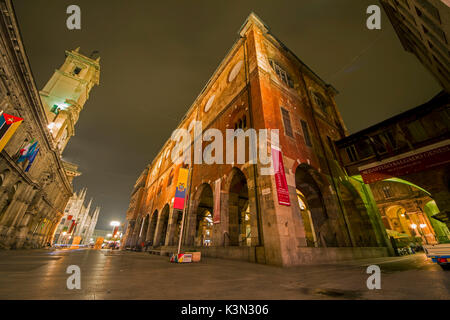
[
  {"left": 271, "top": 146, "right": 291, "bottom": 206},
  {"left": 213, "top": 178, "right": 221, "bottom": 224},
  {"left": 68, "top": 220, "right": 76, "bottom": 233},
  {"left": 113, "top": 226, "right": 119, "bottom": 237}
]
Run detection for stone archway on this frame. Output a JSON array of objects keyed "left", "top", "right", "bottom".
[
  {"left": 384, "top": 204, "right": 437, "bottom": 245},
  {"left": 195, "top": 184, "right": 213, "bottom": 247},
  {"left": 227, "top": 168, "right": 250, "bottom": 246},
  {"left": 0, "top": 181, "right": 20, "bottom": 226},
  {"left": 186, "top": 183, "right": 214, "bottom": 247},
  {"left": 139, "top": 214, "right": 149, "bottom": 245},
  {"left": 168, "top": 209, "right": 183, "bottom": 246},
  {"left": 155, "top": 204, "right": 170, "bottom": 247},
  {"left": 339, "top": 182, "right": 378, "bottom": 246},
  {"left": 384, "top": 205, "right": 410, "bottom": 235},
  {"left": 146, "top": 209, "right": 158, "bottom": 246},
  {"left": 295, "top": 165, "right": 336, "bottom": 247}
]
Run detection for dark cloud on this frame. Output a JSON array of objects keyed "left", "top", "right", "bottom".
[{"left": 12, "top": 0, "right": 440, "bottom": 229}]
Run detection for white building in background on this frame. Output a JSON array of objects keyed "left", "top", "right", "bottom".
[{"left": 54, "top": 188, "right": 101, "bottom": 244}]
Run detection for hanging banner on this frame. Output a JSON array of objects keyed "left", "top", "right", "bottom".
[
  {"left": 0, "top": 112, "right": 24, "bottom": 153},
  {"left": 174, "top": 167, "right": 189, "bottom": 210},
  {"left": 271, "top": 146, "right": 291, "bottom": 206},
  {"left": 359, "top": 140, "right": 450, "bottom": 184},
  {"left": 213, "top": 178, "right": 221, "bottom": 224},
  {"left": 68, "top": 220, "right": 76, "bottom": 233}
]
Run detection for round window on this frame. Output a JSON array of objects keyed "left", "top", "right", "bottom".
[
  {"left": 204, "top": 94, "right": 215, "bottom": 113},
  {"left": 228, "top": 60, "right": 243, "bottom": 82}
]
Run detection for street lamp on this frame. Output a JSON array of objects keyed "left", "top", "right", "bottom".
[{"left": 419, "top": 224, "right": 429, "bottom": 245}]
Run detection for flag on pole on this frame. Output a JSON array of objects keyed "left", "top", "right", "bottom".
[
  {"left": 25, "top": 147, "right": 39, "bottom": 172},
  {"left": 18, "top": 141, "right": 38, "bottom": 163},
  {"left": 19, "top": 138, "right": 35, "bottom": 156},
  {"left": 174, "top": 167, "right": 189, "bottom": 210},
  {"left": 0, "top": 112, "right": 24, "bottom": 152}
]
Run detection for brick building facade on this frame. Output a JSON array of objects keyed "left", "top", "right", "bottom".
[{"left": 122, "top": 13, "right": 391, "bottom": 266}]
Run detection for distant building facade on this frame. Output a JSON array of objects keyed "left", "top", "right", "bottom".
[
  {"left": 381, "top": 0, "right": 450, "bottom": 91},
  {"left": 371, "top": 180, "right": 450, "bottom": 244},
  {"left": 54, "top": 188, "right": 101, "bottom": 245},
  {"left": 0, "top": 0, "right": 99, "bottom": 249},
  {"left": 92, "top": 229, "right": 109, "bottom": 240},
  {"left": 122, "top": 14, "right": 392, "bottom": 266},
  {"left": 335, "top": 92, "right": 450, "bottom": 245}
]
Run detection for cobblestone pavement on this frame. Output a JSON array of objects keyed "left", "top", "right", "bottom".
[{"left": 0, "top": 248, "right": 448, "bottom": 299}]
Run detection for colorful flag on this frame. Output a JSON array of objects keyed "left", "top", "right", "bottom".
[
  {"left": 0, "top": 112, "right": 24, "bottom": 152},
  {"left": 25, "top": 147, "right": 39, "bottom": 172},
  {"left": 19, "top": 139, "right": 35, "bottom": 156},
  {"left": 18, "top": 141, "right": 37, "bottom": 163},
  {"left": 173, "top": 167, "right": 189, "bottom": 210}
]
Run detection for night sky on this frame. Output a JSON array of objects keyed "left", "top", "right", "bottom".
[{"left": 12, "top": 0, "right": 440, "bottom": 230}]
